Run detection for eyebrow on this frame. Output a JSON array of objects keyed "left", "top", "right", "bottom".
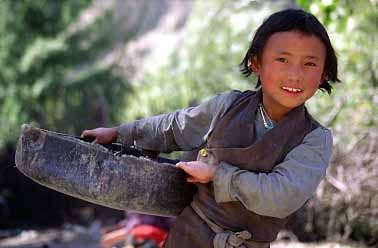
[{"left": 276, "top": 51, "right": 321, "bottom": 60}]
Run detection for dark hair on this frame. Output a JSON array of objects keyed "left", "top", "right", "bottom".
[{"left": 240, "top": 8, "right": 340, "bottom": 94}]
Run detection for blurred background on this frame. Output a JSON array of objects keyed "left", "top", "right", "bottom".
[{"left": 0, "top": 0, "right": 377, "bottom": 247}]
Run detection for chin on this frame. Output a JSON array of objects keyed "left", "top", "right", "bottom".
[{"left": 280, "top": 101, "right": 305, "bottom": 110}]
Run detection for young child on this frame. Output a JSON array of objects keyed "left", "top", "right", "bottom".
[{"left": 82, "top": 8, "right": 339, "bottom": 248}]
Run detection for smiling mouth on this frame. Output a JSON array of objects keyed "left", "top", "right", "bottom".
[{"left": 281, "top": 86, "right": 303, "bottom": 93}]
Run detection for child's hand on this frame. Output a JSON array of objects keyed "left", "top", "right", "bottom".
[
  {"left": 80, "top": 127, "right": 118, "bottom": 144},
  {"left": 176, "top": 161, "right": 216, "bottom": 184}
]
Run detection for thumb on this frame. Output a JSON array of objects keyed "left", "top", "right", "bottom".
[
  {"left": 187, "top": 176, "right": 198, "bottom": 183},
  {"left": 80, "top": 130, "right": 88, "bottom": 138},
  {"left": 176, "top": 161, "right": 188, "bottom": 168},
  {"left": 176, "top": 162, "right": 191, "bottom": 172}
]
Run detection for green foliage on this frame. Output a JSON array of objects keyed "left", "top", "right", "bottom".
[
  {"left": 123, "top": 1, "right": 287, "bottom": 120},
  {"left": 0, "top": 1, "right": 130, "bottom": 148}
]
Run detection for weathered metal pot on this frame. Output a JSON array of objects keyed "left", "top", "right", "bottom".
[{"left": 15, "top": 124, "right": 196, "bottom": 217}]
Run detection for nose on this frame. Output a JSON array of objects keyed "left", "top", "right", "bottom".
[{"left": 287, "top": 64, "right": 304, "bottom": 82}]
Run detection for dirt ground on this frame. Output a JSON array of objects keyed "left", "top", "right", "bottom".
[
  {"left": 271, "top": 241, "right": 367, "bottom": 248},
  {"left": 0, "top": 227, "right": 367, "bottom": 248}
]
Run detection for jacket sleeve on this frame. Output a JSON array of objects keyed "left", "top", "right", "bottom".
[
  {"left": 117, "top": 91, "right": 241, "bottom": 153},
  {"left": 213, "top": 126, "right": 333, "bottom": 219}
]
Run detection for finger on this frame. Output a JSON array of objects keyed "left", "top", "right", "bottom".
[
  {"left": 176, "top": 162, "right": 188, "bottom": 169},
  {"left": 80, "top": 130, "right": 88, "bottom": 138},
  {"left": 82, "top": 129, "right": 96, "bottom": 138},
  {"left": 92, "top": 138, "right": 99, "bottom": 144},
  {"left": 186, "top": 176, "right": 198, "bottom": 183},
  {"left": 177, "top": 162, "right": 195, "bottom": 177}
]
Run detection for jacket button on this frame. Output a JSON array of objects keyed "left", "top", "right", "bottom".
[{"left": 200, "top": 148, "right": 208, "bottom": 157}]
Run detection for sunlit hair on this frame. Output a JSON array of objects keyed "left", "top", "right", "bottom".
[{"left": 240, "top": 8, "right": 340, "bottom": 94}]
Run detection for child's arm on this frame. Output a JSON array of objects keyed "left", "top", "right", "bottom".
[
  {"left": 212, "top": 126, "right": 332, "bottom": 219},
  {"left": 116, "top": 91, "right": 241, "bottom": 152},
  {"left": 82, "top": 91, "right": 241, "bottom": 150}
]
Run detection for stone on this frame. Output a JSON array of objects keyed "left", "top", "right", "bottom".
[{"left": 15, "top": 124, "right": 196, "bottom": 217}]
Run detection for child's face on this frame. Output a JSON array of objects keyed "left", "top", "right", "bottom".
[{"left": 252, "top": 30, "right": 326, "bottom": 121}]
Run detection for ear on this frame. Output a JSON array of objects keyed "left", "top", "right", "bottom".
[{"left": 250, "top": 56, "right": 260, "bottom": 75}]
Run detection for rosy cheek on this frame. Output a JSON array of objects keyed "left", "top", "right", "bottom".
[
  {"left": 307, "top": 69, "right": 323, "bottom": 84},
  {"left": 308, "top": 81, "right": 321, "bottom": 89}
]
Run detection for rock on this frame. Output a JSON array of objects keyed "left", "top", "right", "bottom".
[{"left": 15, "top": 124, "right": 196, "bottom": 217}]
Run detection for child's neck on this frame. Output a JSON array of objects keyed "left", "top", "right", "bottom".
[{"left": 262, "top": 97, "right": 293, "bottom": 123}]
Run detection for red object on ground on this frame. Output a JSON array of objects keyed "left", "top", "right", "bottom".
[
  {"left": 100, "top": 224, "right": 168, "bottom": 248},
  {"left": 129, "top": 224, "right": 168, "bottom": 248}
]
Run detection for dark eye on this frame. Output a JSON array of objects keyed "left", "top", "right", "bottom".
[
  {"left": 305, "top": 62, "right": 317, "bottom": 66},
  {"left": 276, "top": 58, "right": 288, "bottom": 63}
]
